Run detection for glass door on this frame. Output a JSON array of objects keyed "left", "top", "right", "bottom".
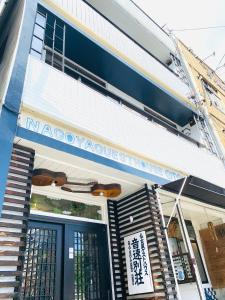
[
  {"left": 64, "top": 223, "right": 112, "bottom": 300},
  {"left": 21, "top": 221, "right": 63, "bottom": 300}
]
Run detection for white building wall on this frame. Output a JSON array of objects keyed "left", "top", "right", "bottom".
[{"left": 21, "top": 57, "right": 225, "bottom": 187}]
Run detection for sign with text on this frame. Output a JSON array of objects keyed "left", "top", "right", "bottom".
[
  {"left": 124, "top": 231, "right": 154, "bottom": 295},
  {"left": 20, "top": 114, "right": 182, "bottom": 183}
]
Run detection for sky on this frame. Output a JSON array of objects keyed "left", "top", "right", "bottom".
[{"left": 133, "top": 0, "right": 225, "bottom": 80}]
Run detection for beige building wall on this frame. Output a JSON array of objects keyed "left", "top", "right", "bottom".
[{"left": 178, "top": 40, "right": 225, "bottom": 151}]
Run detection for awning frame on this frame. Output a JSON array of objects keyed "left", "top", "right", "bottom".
[{"left": 152, "top": 176, "right": 221, "bottom": 300}]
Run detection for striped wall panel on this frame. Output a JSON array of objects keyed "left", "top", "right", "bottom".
[
  {"left": 0, "top": 144, "right": 34, "bottom": 300},
  {"left": 108, "top": 185, "right": 178, "bottom": 300},
  {"left": 108, "top": 200, "right": 126, "bottom": 300}
]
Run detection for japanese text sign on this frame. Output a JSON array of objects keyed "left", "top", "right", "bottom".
[{"left": 124, "top": 231, "right": 154, "bottom": 295}]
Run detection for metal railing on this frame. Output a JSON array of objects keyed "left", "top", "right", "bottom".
[{"left": 39, "top": 47, "right": 206, "bottom": 149}]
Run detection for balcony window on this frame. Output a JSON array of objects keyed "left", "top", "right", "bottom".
[
  {"left": 30, "top": 193, "right": 102, "bottom": 221},
  {"left": 167, "top": 217, "right": 208, "bottom": 284},
  {"left": 29, "top": 4, "right": 197, "bottom": 129}
]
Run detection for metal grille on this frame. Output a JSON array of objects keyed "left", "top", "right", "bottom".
[
  {"left": 74, "top": 232, "right": 100, "bottom": 300},
  {"left": 21, "top": 228, "right": 57, "bottom": 299}
]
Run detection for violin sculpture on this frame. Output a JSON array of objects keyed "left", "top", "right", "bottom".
[{"left": 32, "top": 168, "right": 121, "bottom": 198}]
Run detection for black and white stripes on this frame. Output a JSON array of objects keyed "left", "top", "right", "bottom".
[
  {"left": 108, "top": 185, "right": 178, "bottom": 300},
  {"left": 0, "top": 144, "right": 34, "bottom": 300}
]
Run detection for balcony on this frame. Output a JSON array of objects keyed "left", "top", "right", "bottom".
[
  {"left": 85, "top": 0, "right": 176, "bottom": 63},
  {"left": 40, "top": 0, "right": 195, "bottom": 126},
  {"left": 20, "top": 56, "right": 225, "bottom": 188}
]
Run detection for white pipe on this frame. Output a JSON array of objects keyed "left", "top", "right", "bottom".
[
  {"left": 153, "top": 186, "right": 182, "bottom": 300},
  {"left": 166, "top": 176, "right": 188, "bottom": 229},
  {"left": 176, "top": 201, "right": 205, "bottom": 300}
]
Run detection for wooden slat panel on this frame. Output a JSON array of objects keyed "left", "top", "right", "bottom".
[
  {"left": 0, "top": 281, "right": 20, "bottom": 287},
  {"left": 0, "top": 144, "right": 35, "bottom": 298},
  {"left": 108, "top": 186, "right": 178, "bottom": 300},
  {"left": 0, "top": 241, "right": 25, "bottom": 247},
  {"left": 0, "top": 231, "right": 26, "bottom": 238},
  {"left": 2, "top": 205, "right": 29, "bottom": 213},
  {"left": 0, "top": 222, "right": 26, "bottom": 229},
  {"left": 0, "top": 251, "right": 24, "bottom": 256},
  {"left": 0, "top": 293, "right": 19, "bottom": 299},
  {"left": 0, "top": 261, "right": 22, "bottom": 266},
  {"left": 0, "top": 271, "right": 22, "bottom": 277},
  {"left": 3, "top": 197, "right": 30, "bottom": 206},
  {"left": 1, "top": 213, "right": 26, "bottom": 221}
]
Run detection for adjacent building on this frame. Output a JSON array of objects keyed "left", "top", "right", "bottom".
[
  {"left": 0, "top": 1, "right": 225, "bottom": 300},
  {"left": 178, "top": 40, "right": 225, "bottom": 159}
]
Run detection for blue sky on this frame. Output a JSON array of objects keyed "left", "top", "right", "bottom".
[{"left": 134, "top": 0, "right": 225, "bottom": 80}]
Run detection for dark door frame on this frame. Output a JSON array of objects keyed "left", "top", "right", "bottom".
[
  {"left": 29, "top": 214, "right": 112, "bottom": 300},
  {"left": 25, "top": 220, "right": 63, "bottom": 300}
]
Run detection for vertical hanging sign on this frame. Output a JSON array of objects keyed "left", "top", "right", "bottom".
[{"left": 124, "top": 231, "right": 154, "bottom": 295}]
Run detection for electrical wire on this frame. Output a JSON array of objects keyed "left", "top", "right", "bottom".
[
  {"left": 171, "top": 25, "right": 225, "bottom": 32},
  {"left": 216, "top": 53, "right": 225, "bottom": 69}
]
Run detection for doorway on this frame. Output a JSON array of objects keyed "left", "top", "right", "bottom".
[{"left": 21, "top": 218, "right": 112, "bottom": 300}]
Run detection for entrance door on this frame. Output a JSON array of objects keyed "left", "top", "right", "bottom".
[
  {"left": 21, "top": 220, "right": 111, "bottom": 300},
  {"left": 21, "top": 221, "right": 63, "bottom": 300},
  {"left": 64, "top": 223, "right": 111, "bottom": 300}
]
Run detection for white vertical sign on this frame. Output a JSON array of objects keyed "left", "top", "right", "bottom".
[{"left": 124, "top": 231, "right": 154, "bottom": 295}]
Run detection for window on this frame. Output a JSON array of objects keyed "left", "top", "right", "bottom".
[
  {"left": 30, "top": 11, "right": 46, "bottom": 58},
  {"left": 30, "top": 193, "right": 102, "bottom": 221},
  {"left": 30, "top": 5, "right": 107, "bottom": 92},
  {"left": 167, "top": 217, "right": 208, "bottom": 284},
  {"left": 202, "top": 80, "right": 225, "bottom": 113}
]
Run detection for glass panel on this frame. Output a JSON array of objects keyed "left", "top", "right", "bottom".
[
  {"left": 31, "top": 194, "right": 102, "bottom": 220},
  {"left": 166, "top": 218, "right": 195, "bottom": 283},
  {"left": 54, "top": 36, "right": 63, "bottom": 53},
  {"left": 74, "top": 231, "right": 100, "bottom": 300},
  {"left": 30, "top": 49, "right": 42, "bottom": 59},
  {"left": 55, "top": 24, "right": 64, "bottom": 39},
  {"left": 36, "top": 12, "right": 46, "bottom": 28},
  {"left": 45, "top": 24, "right": 54, "bottom": 41},
  {"left": 34, "top": 24, "right": 45, "bottom": 40},
  {"left": 45, "top": 34, "right": 54, "bottom": 49},
  {"left": 191, "top": 241, "right": 208, "bottom": 283},
  {"left": 21, "top": 227, "right": 57, "bottom": 299},
  {"left": 31, "top": 36, "right": 43, "bottom": 53}
]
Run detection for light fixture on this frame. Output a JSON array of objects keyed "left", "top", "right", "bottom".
[
  {"left": 99, "top": 192, "right": 104, "bottom": 196},
  {"left": 51, "top": 181, "right": 56, "bottom": 187}
]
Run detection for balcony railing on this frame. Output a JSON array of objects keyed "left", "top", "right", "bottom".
[
  {"left": 21, "top": 56, "right": 225, "bottom": 188},
  {"left": 41, "top": 47, "right": 204, "bottom": 149},
  {"left": 50, "top": 0, "right": 191, "bottom": 102}
]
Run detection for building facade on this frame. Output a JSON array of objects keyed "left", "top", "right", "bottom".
[
  {"left": 177, "top": 40, "right": 225, "bottom": 158},
  {"left": 0, "top": 1, "right": 225, "bottom": 300}
]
